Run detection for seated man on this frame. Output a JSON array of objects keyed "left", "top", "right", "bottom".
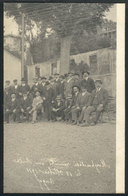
[
  {"left": 20, "top": 93, "right": 32, "bottom": 121},
  {"left": 64, "top": 94, "right": 73, "bottom": 122},
  {"left": 81, "top": 79, "right": 108, "bottom": 126},
  {"left": 29, "top": 91, "right": 43, "bottom": 123},
  {"left": 51, "top": 95, "right": 65, "bottom": 121},
  {"left": 5, "top": 93, "right": 20, "bottom": 123},
  {"left": 71, "top": 86, "right": 92, "bottom": 125}
]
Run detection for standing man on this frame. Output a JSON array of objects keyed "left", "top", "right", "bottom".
[
  {"left": 11, "top": 79, "right": 21, "bottom": 99},
  {"left": 44, "top": 81, "right": 54, "bottom": 121},
  {"left": 81, "top": 71, "right": 95, "bottom": 93},
  {"left": 19, "top": 78, "right": 30, "bottom": 97}
]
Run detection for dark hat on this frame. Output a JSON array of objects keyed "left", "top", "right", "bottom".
[
  {"left": 41, "top": 76, "right": 46, "bottom": 80},
  {"left": 54, "top": 73, "right": 59, "bottom": 76},
  {"left": 83, "top": 71, "right": 90, "bottom": 75},
  {"left": 72, "top": 85, "right": 80, "bottom": 91},
  {"left": 95, "top": 79, "right": 102, "bottom": 84},
  {"left": 13, "top": 79, "right": 17, "bottom": 82},
  {"left": 5, "top": 80, "right": 10, "bottom": 83},
  {"left": 73, "top": 73, "right": 79, "bottom": 76},
  {"left": 45, "top": 81, "right": 50, "bottom": 85}
]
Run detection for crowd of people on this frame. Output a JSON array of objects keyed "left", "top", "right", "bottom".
[{"left": 4, "top": 71, "right": 109, "bottom": 126}]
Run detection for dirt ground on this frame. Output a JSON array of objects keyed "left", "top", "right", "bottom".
[{"left": 4, "top": 121, "right": 116, "bottom": 193}]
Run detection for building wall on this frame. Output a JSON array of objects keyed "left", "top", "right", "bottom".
[
  {"left": 4, "top": 50, "right": 21, "bottom": 84},
  {"left": 27, "top": 48, "right": 116, "bottom": 96}
]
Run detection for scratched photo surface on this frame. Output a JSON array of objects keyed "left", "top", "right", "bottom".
[{"left": 4, "top": 3, "right": 116, "bottom": 193}]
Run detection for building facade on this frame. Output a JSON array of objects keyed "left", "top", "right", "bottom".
[
  {"left": 4, "top": 49, "right": 21, "bottom": 84},
  {"left": 27, "top": 47, "right": 116, "bottom": 96}
]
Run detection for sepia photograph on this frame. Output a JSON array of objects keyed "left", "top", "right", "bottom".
[{"left": 3, "top": 2, "right": 125, "bottom": 193}]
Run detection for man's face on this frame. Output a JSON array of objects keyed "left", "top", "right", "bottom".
[
  {"left": 42, "top": 79, "right": 46, "bottom": 83},
  {"left": 21, "top": 81, "right": 25, "bottom": 85},
  {"left": 73, "top": 87, "right": 79, "bottom": 93},
  {"left": 81, "top": 87, "right": 86, "bottom": 93},
  {"left": 95, "top": 82, "right": 102, "bottom": 89},
  {"left": 14, "top": 81, "right": 17, "bottom": 85},
  {"left": 83, "top": 73, "right": 88, "bottom": 78}
]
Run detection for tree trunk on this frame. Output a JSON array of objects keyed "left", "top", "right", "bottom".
[{"left": 60, "top": 35, "right": 72, "bottom": 74}]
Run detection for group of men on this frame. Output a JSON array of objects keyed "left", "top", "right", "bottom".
[{"left": 4, "top": 71, "right": 108, "bottom": 126}]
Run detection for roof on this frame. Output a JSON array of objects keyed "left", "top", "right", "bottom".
[{"left": 4, "top": 47, "right": 21, "bottom": 60}]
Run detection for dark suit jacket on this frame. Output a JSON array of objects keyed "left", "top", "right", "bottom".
[
  {"left": 81, "top": 78, "right": 95, "bottom": 93},
  {"left": 76, "top": 92, "right": 92, "bottom": 108},
  {"left": 91, "top": 88, "right": 108, "bottom": 107}
]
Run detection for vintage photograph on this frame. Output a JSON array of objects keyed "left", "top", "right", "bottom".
[{"left": 3, "top": 3, "right": 124, "bottom": 193}]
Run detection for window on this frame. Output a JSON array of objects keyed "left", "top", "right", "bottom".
[
  {"left": 51, "top": 62, "right": 57, "bottom": 75},
  {"left": 89, "top": 54, "right": 97, "bottom": 74},
  {"left": 35, "top": 67, "right": 40, "bottom": 77}
]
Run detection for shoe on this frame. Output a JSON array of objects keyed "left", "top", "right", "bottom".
[
  {"left": 72, "top": 121, "right": 77, "bottom": 125},
  {"left": 80, "top": 122, "right": 90, "bottom": 127},
  {"left": 90, "top": 122, "right": 96, "bottom": 126}
]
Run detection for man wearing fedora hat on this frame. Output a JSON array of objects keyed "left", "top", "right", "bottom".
[
  {"left": 81, "top": 79, "right": 108, "bottom": 126},
  {"left": 11, "top": 79, "right": 21, "bottom": 99},
  {"left": 81, "top": 71, "right": 95, "bottom": 93}
]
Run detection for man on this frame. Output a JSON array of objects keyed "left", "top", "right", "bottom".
[
  {"left": 20, "top": 92, "right": 32, "bottom": 121},
  {"left": 64, "top": 72, "right": 74, "bottom": 98},
  {"left": 5, "top": 93, "right": 20, "bottom": 123},
  {"left": 44, "top": 81, "right": 55, "bottom": 121},
  {"left": 38, "top": 76, "right": 47, "bottom": 97},
  {"left": 71, "top": 86, "right": 92, "bottom": 125},
  {"left": 81, "top": 71, "right": 95, "bottom": 93},
  {"left": 51, "top": 95, "right": 65, "bottom": 121},
  {"left": 64, "top": 94, "right": 73, "bottom": 122},
  {"left": 30, "top": 91, "right": 43, "bottom": 123},
  {"left": 4, "top": 80, "right": 12, "bottom": 103},
  {"left": 11, "top": 79, "right": 21, "bottom": 99},
  {"left": 81, "top": 79, "right": 108, "bottom": 126},
  {"left": 71, "top": 86, "right": 80, "bottom": 124},
  {"left": 30, "top": 78, "right": 40, "bottom": 97},
  {"left": 19, "top": 78, "right": 30, "bottom": 97},
  {"left": 72, "top": 73, "right": 81, "bottom": 88}
]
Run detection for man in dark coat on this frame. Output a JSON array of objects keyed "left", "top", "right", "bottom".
[
  {"left": 19, "top": 78, "right": 30, "bottom": 97},
  {"left": 71, "top": 86, "right": 92, "bottom": 125},
  {"left": 81, "top": 71, "right": 95, "bottom": 93},
  {"left": 4, "top": 80, "right": 12, "bottom": 103},
  {"left": 30, "top": 78, "right": 40, "bottom": 97},
  {"left": 64, "top": 94, "right": 73, "bottom": 122},
  {"left": 20, "top": 92, "right": 32, "bottom": 121},
  {"left": 81, "top": 79, "right": 108, "bottom": 126},
  {"left": 11, "top": 79, "right": 21, "bottom": 99},
  {"left": 51, "top": 95, "right": 65, "bottom": 121},
  {"left": 5, "top": 93, "right": 20, "bottom": 123},
  {"left": 44, "top": 81, "right": 55, "bottom": 121}
]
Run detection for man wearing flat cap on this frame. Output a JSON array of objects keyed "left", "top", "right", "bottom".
[
  {"left": 81, "top": 79, "right": 108, "bottom": 126},
  {"left": 81, "top": 71, "right": 95, "bottom": 93}
]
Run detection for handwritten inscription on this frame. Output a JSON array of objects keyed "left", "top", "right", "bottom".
[{"left": 13, "top": 155, "right": 110, "bottom": 191}]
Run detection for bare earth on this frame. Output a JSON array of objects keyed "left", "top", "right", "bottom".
[{"left": 4, "top": 121, "right": 116, "bottom": 193}]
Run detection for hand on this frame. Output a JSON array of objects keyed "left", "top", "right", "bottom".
[
  {"left": 13, "top": 109, "right": 16, "bottom": 113},
  {"left": 19, "top": 92, "right": 22, "bottom": 96},
  {"left": 21, "top": 108, "right": 24, "bottom": 112},
  {"left": 27, "top": 107, "right": 30, "bottom": 110}
]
